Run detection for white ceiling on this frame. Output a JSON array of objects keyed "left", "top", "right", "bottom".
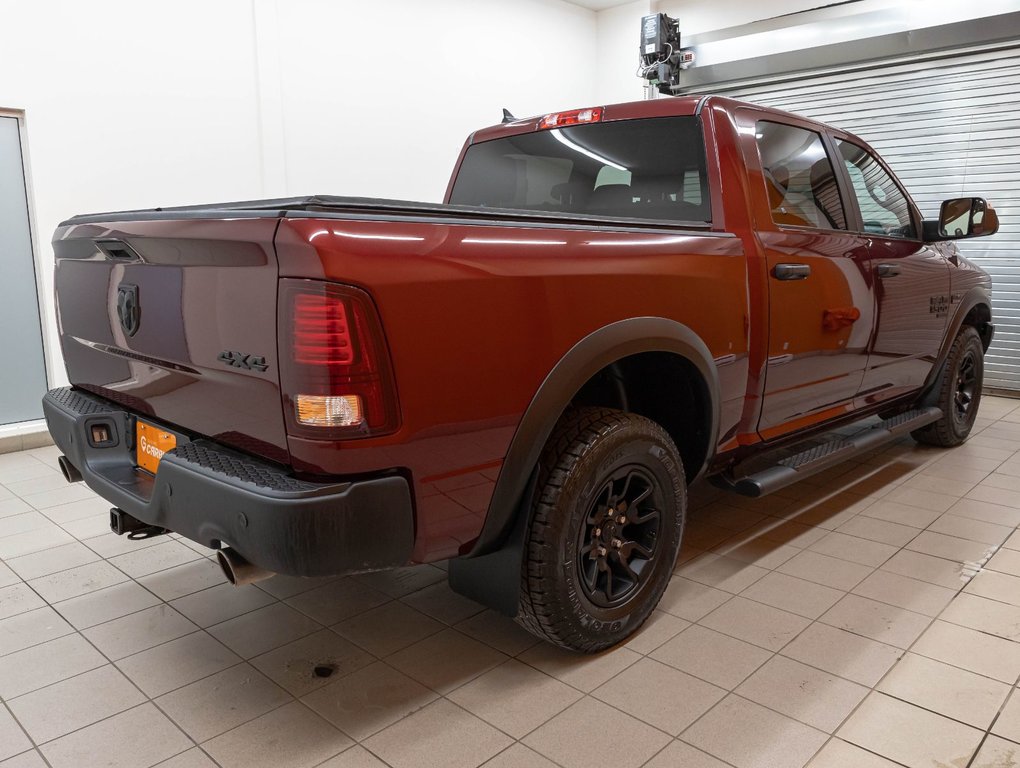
[{"left": 561, "top": 0, "right": 635, "bottom": 11}]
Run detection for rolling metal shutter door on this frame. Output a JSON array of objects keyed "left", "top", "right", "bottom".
[{"left": 700, "top": 45, "right": 1020, "bottom": 391}]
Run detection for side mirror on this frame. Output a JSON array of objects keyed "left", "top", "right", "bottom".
[{"left": 927, "top": 197, "right": 1000, "bottom": 241}]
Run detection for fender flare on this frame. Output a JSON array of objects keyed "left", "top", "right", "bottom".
[
  {"left": 466, "top": 316, "right": 720, "bottom": 559},
  {"left": 920, "top": 285, "right": 993, "bottom": 397}
]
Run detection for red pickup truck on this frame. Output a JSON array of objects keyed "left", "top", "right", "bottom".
[{"left": 43, "top": 95, "right": 998, "bottom": 652}]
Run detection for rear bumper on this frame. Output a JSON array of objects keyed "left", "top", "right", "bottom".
[{"left": 42, "top": 387, "right": 414, "bottom": 577}]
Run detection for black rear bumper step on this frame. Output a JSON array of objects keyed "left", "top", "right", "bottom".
[
  {"left": 722, "top": 407, "right": 942, "bottom": 498},
  {"left": 42, "top": 386, "right": 415, "bottom": 578}
]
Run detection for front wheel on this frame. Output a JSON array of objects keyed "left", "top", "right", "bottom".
[
  {"left": 912, "top": 325, "right": 984, "bottom": 447},
  {"left": 516, "top": 407, "right": 686, "bottom": 652}
]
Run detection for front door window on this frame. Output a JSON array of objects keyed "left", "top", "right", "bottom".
[{"left": 836, "top": 139, "right": 916, "bottom": 239}]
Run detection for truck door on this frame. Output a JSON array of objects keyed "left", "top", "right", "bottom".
[
  {"left": 833, "top": 139, "right": 951, "bottom": 406},
  {"left": 746, "top": 117, "right": 877, "bottom": 439}
]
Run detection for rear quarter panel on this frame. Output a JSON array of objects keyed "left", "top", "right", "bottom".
[{"left": 275, "top": 218, "right": 749, "bottom": 561}]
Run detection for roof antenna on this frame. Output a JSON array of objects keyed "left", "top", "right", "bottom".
[{"left": 501, "top": 108, "right": 516, "bottom": 124}]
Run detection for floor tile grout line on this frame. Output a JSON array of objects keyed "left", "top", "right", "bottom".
[
  {"left": 3, "top": 564, "right": 210, "bottom": 756},
  {"left": 123, "top": 574, "right": 542, "bottom": 750},
  {"left": 8, "top": 553, "right": 122, "bottom": 587},
  {"left": 723, "top": 626, "right": 896, "bottom": 735},
  {"left": 843, "top": 569, "right": 962, "bottom": 617},
  {"left": 438, "top": 682, "right": 672, "bottom": 767},
  {"left": 962, "top": 667, "right": 1020, "bottom": 768},
  {"left": 952, "top": 580, "right": 1020, "bottom": 615},
  {"left": 11, "top": 623, "right": 322, "bottom": 758},
  {"left": 670, "top": 555, "right": 901, "bottom": 692},
  {"left": 669, "top": 496, "right": 973, "bottom": 754},
  {"left": 692, "top": 513, "right": 876, "bottom": 573},
  {"left": 683, "top": 528, "right": 916, "bottom": 641},
  {"left": 333, "top": 614, "right": 449, "bottom": 660},
  {"left": 77, "top": 529, "right": 170, "bottom": 558},
  {"left": 100, "top": 545, "right": 209, "bottom": 581},
  {"left": 805, "top": 734, "right": 913, "bottom": 768},
  {"left": 763, "top": 603, "right": 941, "bottom": 764},
  {"left": 308, "top": 740, "right": 401, "bottom": 768},
  {"left": 0, "top": 527, "right": 394, "bottom": 740},
  {"left": 1, "top": 652, "right": 115, "bottom": 704},
  {"left": 675, "top": 688, "right": 830, "bottom": 763},
  {"left": 0, "top": 697, "right": 55, "bottom": 768},
  {"left": 146, "top": 666, "right": 293, "bottom": 767},
  {"left": 824, "top": 506, "right": 1020, "bottom": 765},
  {"left": 639, "top": 738, "right": 742, "bottom": 768},
  {"left": 28, "top": 701, "right": 199, "bottom": 765},
  {"left": 677, "top": 591, "right": 917, "bottom": 690},
  {"left": 8, "top": 485, "right": 102, "bottom": 508},
  {"left": 0, "top": 605, "right": 80, "bottom": 658}
]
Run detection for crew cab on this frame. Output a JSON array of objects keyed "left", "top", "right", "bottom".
[{"left": 43, "top": 96, "right": 998, "bottom": 652}]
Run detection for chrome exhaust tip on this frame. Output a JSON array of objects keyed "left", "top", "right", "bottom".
[
  {"left": 57, "top": 455, "right": 83, "bottom": 484},
  {"left": 216, "top": 547, "right": 275, "bottom": 586}
]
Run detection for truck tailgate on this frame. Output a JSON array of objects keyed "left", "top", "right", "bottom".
[{"left": 53, "top": 217, "right": 289, "bottom": 464}]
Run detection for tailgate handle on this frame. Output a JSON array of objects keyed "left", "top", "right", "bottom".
[
  {"left": 773, "top": 263, "right": 811, "bottom": 280},
  {"left": 95, "top": 239, "right": 141, "bottom": 262}
]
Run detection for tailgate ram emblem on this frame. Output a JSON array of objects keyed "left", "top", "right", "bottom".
[{"left": 116, "top": 284, "right": 141, "bottom": 337}]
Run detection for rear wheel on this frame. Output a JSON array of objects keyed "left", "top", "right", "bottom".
[
  {"left": 516, "top": 407, "right": 686, "bottom": 652},
  {"left": 912, "top": 326, "right": 984, "bottom": 447}
]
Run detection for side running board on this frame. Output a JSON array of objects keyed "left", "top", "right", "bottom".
[{"left": 725, "top": 407, "right": 942, "bottom": 498}]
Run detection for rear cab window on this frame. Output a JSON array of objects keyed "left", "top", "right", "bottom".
[{"left": 449, "top": 116, "right": 711, "bottom": 223}]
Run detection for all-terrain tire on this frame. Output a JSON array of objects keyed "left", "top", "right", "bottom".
[
  {"left": 516, "top": 407, "right": 686, "bottom": 652},
  {"left": 912, "top": 326, "right": 984, "bottom": 447}
]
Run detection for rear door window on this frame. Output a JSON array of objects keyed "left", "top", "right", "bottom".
[
  {"left": 755, "top": 121, "right": 848, "bottom": 231},
  {"left": 449, "top": 116, "right": 711, "bottom": 223}
]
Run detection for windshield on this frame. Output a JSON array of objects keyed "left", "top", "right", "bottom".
[{"left": 449, "top": 116, "right": 711, "bottom": 223}]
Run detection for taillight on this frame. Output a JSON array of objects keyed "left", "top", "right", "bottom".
[
  {"left": 293, "top": 294, "right": 354, "bottom": 366},
  {"left": 538, "top": 107, "right": 604, "bottom": 130},
  {"left": 279, "top": 279, "right": 399, "bottom": 439}
]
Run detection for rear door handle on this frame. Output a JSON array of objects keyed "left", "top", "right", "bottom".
[
  {"left": 773, "top": 263, "right": 811, "bottom": 280},
  {"left": 876, "top": 263, "right": 901, "bottom": 277}
]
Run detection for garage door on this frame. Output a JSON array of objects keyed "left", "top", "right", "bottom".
[{"left": 699, "top": 45, "right": 1020, "bottom": 391}]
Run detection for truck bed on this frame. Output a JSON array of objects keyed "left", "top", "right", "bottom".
[{"left": 61, "top": 195, "right": 716, "bottom": 230}]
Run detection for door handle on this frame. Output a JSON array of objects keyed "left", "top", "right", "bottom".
[
  {"left": 773, "top": 263, "right": 811, "bottom": 280},
  {"left": 876, "top": 263, "right": 901, "bottom": 278}
]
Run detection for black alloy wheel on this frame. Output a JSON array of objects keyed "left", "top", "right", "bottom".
[{"left": 577, "top": 466, "right": 663, "bottom": 609}]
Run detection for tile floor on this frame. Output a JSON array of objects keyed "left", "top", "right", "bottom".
[{"left": 2, "top": 396, "right": 1020, "bottom": 767}]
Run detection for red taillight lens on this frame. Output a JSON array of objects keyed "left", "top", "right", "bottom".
[
  {"left": 279, "top": 279, "right": 399, "bottom": 439},
  {"left": 293, "top": 294, "right": 355, "bottom": 366},
  {"left": 538, "top": 107, "right": 603, "bottom": 130}
]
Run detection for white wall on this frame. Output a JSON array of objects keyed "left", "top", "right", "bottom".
[
  {"left": 270, "top": 0, "right": 597, "bottom": 202},
  {"left": 596, "top": 0, "right": 650, "bottom": 106},
  {"left": 2, "top": 0, "right": 264, "bottom": 393},
  {"left": 1, "top": 0, "right": 597, "bottom": 390}
]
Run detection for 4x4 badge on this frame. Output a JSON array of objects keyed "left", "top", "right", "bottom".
[
  {"left": 218, "top": 350, "right": 269, "bottom": 372},
  {"left": 116, "top": 284, "right": 140, "bottom": 336}
]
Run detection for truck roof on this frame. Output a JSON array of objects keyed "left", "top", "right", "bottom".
[{"left": 470, "top": 94, "right": 853, "bottom": 145}]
